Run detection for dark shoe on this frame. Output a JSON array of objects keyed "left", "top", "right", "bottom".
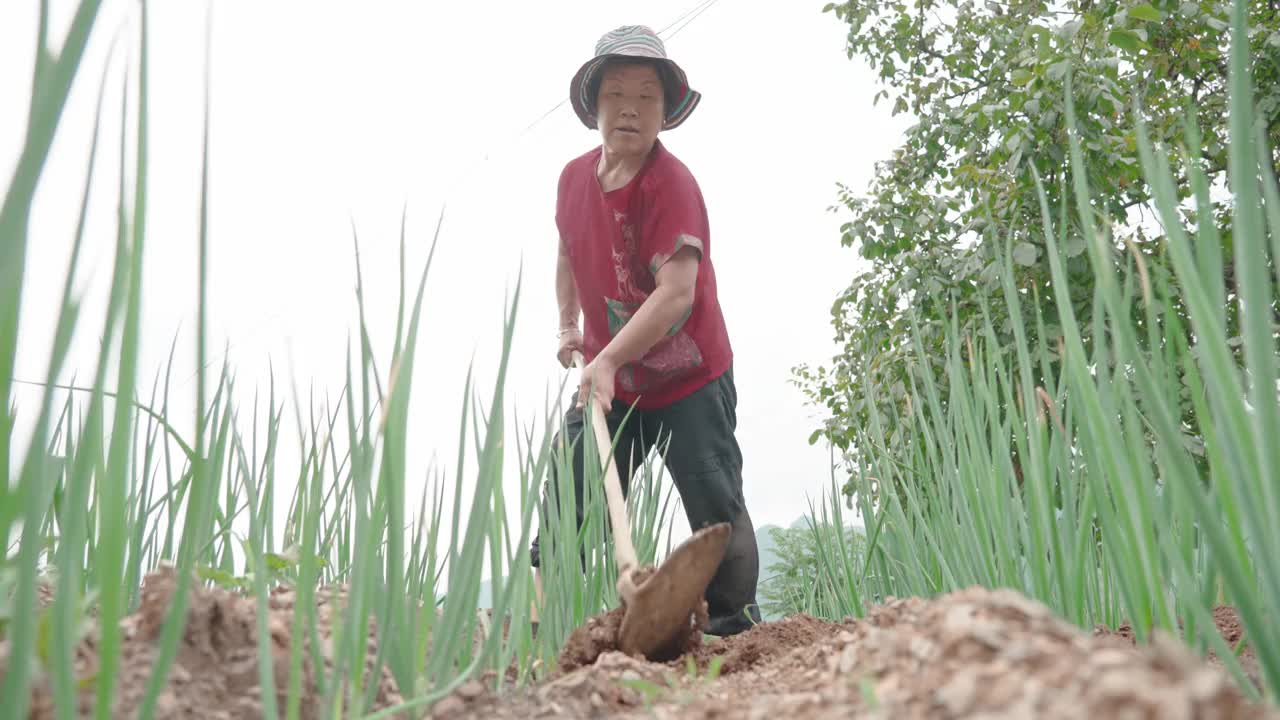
[{"left": 705, "top": 603, "right": 762, "bottom": 637}]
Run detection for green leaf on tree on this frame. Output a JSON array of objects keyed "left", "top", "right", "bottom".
[
  {"left": 1013, "top": 242, "right": 1039, "bottom": 266},
  {"left": 1129, "top": 4, "right": 1162, "bottom": 22},
  {"left": 797, "top": 0, "right": 1279, "bottom": 505},
  {"left": 1109, "top": 29, "right": 1144, "bottom": 52}
]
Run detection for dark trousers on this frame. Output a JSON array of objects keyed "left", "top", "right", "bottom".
[{"left": 529, "top": 366, "right": 761, "bottom": 633}]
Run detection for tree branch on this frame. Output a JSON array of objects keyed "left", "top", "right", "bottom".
[
  {"left": 915, "top": 41, "right": 948, "bottom": 63},
  {"left": 941, "top": 77, "right": 997, "bottom": 102},
  {"left": 1191, "top": 72, "right": 1206, "bottom": 105}
]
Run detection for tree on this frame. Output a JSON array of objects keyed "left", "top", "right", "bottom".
[
  {"left": 794, "top": 0, "right": 1280, "bottom": 498},
  {"left": 758, "top": 522, "right": 868, "bottom": 619}
]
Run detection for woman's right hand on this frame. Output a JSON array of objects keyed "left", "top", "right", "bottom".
[{"left": 557, "top": 326, "right": 583, "bottom": 368}]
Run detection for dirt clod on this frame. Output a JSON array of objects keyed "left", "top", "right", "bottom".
[
  {"left": 457, "top": 680, "right": 486, "bottom": 700},
  {"left": 557, "top": 606, "right": 627, "bottom": 673},
  {"left": 430, "top": 696, "right": 466, "bottom": 717}
]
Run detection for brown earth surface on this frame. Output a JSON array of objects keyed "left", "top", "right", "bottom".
[
  {"left": 7, "top": 564, "right": 405, "bottom": 719},
  {"left": 1095, "top": 604, "right": 1263, "bottom": 693},
  {"left": 6, "top": 571, "right": 1277, "bottom": 719},
  {"left": 434, "top": 587, "right": 1279, "bottom": 719}
]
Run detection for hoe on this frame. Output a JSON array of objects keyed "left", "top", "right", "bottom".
[{"left": 573, "top": 351, "right": 731, "bottom": 659}]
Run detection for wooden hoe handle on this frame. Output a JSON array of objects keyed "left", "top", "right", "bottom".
[{"left": 572, "top": 351, "right": 639, "bottom": 572}]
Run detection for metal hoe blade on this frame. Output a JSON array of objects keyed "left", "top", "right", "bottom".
[{"left": 618, "top": 521, "right": 732, "bottom": 659}]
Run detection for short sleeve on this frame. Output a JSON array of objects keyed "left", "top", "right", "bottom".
[
  {"left": 639, "top": 161, "right": 709, "bottom": 278},
  {"left": 555, "top": 161, "right": 573, "bottom": 254}
]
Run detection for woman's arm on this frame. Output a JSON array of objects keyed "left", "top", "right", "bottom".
[
  {"left": 577, "top": 245, "right": 699, "bottom": 407},
  {"left": 556, "top": 240, "right": 581, "bottom": 331},
  {"left": 596, "top": 246, "right": 698, "bottom": 370}
]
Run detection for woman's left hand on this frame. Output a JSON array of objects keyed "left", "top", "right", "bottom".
[{"left": 578, "top": 353, "right": 618, "bottom": 410}]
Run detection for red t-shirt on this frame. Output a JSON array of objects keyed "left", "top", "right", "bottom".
[{"left": 556, "top": 139, "right": 732, "bottom": 410}]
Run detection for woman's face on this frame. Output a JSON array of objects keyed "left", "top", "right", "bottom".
[{"left": 595, "top": 62, "right": 665, "bottom": 158}]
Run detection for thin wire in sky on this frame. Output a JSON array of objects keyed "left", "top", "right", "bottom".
[
  {"left": 482, "top": 0, "right": 727, "bottom": 167},
  {"left": 665, "top": 0, "right": 722, "bottom": 40},
  {"left": 658, "top": 0, "right": 719, "bottom": 35}
]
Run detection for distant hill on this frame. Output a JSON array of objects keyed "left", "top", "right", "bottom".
[{"left": 753, "top": 523, "right": 784, "bottom": 620}]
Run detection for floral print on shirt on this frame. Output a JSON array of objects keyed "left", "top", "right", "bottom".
[{"left": 604, "top": 297, "right": 703, "bottom": 393}]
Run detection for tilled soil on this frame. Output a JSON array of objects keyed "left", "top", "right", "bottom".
[
  {"left": 7, "top": 564, "right": 406, "bottom": 719},
  {"left": 432, "top": 586, "right": 1279, "bottom": 719},
  {"left": 1094, "top": 605, "right": 1263, "bottom": 692},
  {"left": 6, "top": 573, "right": 1276, "bottom": 719},
  {"left": 556, "top": 580, "right": 709, "bottom": 673}
]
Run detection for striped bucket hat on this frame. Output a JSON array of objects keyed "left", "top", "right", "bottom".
[{"left": 570, "top": 25, "right": 701, "bottom": 131}]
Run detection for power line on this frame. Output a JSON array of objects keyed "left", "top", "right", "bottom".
[
  {"left": 666, "top": 0, "right": 722, "bottom": 40},
  {"left": 448, "top": 0, "right": 727, "bottom": 201},
  {"left": 517, "top": 0, "right": 720, "bottom": 139},
  {"left": 659, "top": 0, "right": 719, "bottom": 35}
]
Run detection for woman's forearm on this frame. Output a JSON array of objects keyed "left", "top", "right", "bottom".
[
  {"left": 557, "top": 250, "right": 581, "bottom": 330},
  {"left": 598, "top": 281, "right": 693, "bottom": 369}
]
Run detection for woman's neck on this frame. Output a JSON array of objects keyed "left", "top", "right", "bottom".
[{"left": 597, "top": 144, "right": 652, "bottom": 192}]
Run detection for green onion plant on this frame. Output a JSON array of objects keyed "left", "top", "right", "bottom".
[
  {"left": 806, "top": 0, "right": 1280, "bottom": 705},
  {"left": 0, "top": 3, "right": 677, "bottom": 719}
]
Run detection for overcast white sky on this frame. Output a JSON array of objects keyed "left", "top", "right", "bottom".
[{"left": 4, "top": 1, "right": 909, "bottom": 558}]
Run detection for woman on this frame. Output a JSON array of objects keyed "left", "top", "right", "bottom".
[{"left": 530, "top": 25, "right": 761, "bottom": 637}]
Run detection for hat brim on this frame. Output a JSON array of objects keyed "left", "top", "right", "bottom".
[{"left": 570, "top": 54, "right": 701, "bottom": 131}]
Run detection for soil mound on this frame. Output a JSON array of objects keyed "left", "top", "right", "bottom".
[
  {"left": 1095, "top": 604, "right": 1262, "bottom": 692},
  {"left": 7, "top": 565, "right": 404, "bottom": 719},
  {"left": 7, "top": 576, "right": 1276, "bottom": 719},
  {"left": 432, "top": 586, "right": 1279, "bottom": 719},
  {"left": 682, "top": 612, "right": 843, "bottom": 675}
]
